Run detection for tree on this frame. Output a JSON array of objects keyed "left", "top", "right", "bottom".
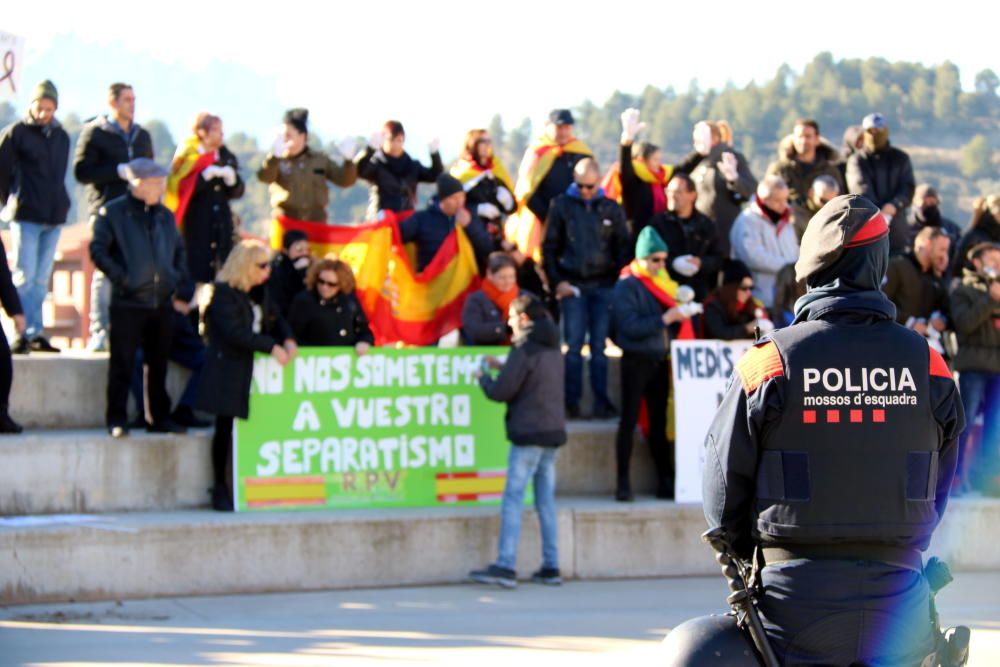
[
  {"left": 974, "top": 69, "right": 999, "bottom": 97},
  {"left": 933, "top": 61, "right": 961, "bottom": 121},
  {"left": 959, "top": 135, "right": 993, "bottom": 179}
]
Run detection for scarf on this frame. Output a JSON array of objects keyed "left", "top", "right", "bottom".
[
  {"left": 482, "top": 279, "right": 519, "bottom": 322},
  {"left": 621, "top": 260, "right": 696, "bottom": 339}
]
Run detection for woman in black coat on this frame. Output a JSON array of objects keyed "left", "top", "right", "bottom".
[
  {"left": 287, "top": 257, "right": 374, "bottom": 351},
  {"left": 174, "top": 113, "right": 245, "bottom": 284},
  {"left": 196, "top": 240, "right": 296, "bottom": 511},
  {"left": 356, "top": 120, "right": 443, "bottom": 219}
]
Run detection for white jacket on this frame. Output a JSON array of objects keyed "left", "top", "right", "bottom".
[{"left": 729, "top": 197, "right": 799, "bottom": 308}]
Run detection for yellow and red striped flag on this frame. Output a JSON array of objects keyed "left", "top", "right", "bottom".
[{"left": 164, "top": 136, "right": 216, "bottom": 232}]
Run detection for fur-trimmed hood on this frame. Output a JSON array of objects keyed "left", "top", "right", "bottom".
[{"left": 776, "top": 134, "right": 841, "bottom": 164}]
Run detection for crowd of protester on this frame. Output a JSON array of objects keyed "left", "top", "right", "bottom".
[{"left": 2, "top": 77, "right": 999, "bottom": 512}]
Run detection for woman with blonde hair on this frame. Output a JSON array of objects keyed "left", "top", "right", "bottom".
[
  {"left": 196, "top": 239, "right": 297, "bottom": 511},
  {"left": 287, "top": 257, "right": 374, "bottom": 352}
]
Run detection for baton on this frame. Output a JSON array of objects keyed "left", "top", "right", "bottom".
[{"left": 702, "top": 528, "right": 781, "bottom": 667}]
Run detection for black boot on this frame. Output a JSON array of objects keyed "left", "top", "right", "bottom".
[
  {"left": 210, "top": 485, "right": 234, "bottom": 512},
  {"left": 0, "top": 408, "right": 23, "bottom": 434}
]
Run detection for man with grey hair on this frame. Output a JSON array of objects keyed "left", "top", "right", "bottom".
[
  {"left": 89, "top": 158, "right": 190, "bottom": 438},
  {"left": 543, "top": 157, "right": 630, "bottom": 419},
  {"left": 801, "top": 175, "right": 842, "bottom": 239},
  {"left": 729, "top": 175, "right": 799, "bottom": 308}
]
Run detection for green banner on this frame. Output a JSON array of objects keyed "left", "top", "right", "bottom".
[{"left": 234, "top": 347, "right": 516, "bottom": 512}]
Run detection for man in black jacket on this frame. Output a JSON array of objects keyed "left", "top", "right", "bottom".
[
  {"left": 543, "top": 158, "right": 631, "bottom": 419},
  {"left": 649, "top": 173, "right": 724, "bottom": 301},
  {"left": 846, "top": 112, "right": 915, "bottom": 256},
  {"left": 89, "top": 158, "right": 190, "bottom": 438},
  {"left": 0, "top": 80, "right": 70, "bottom": 354},
  {"left": 883, "top": 226, "right": 950, "bottom": 336},
  {"left": 468, "top": 295, "right": 566, "bottom": 589},
  {"left": 695, "top": 195, "right": 964, "bottom": 665},
  {"left": 399, "top": 174, "right": 492, "bottom": 275},
  {"left": 75, "top": 82, "right": 154, "bottom": 351}
]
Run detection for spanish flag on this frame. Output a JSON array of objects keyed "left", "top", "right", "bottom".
[
  {"left": 435, "top": 470, "right": 506, "bottom": 502},
  {"left": 165, "top": 136, "right": 216, "bottom": 232},
  {"left": 620, "top": 259, "right": 695, "bottom": 341},
  {"left": 507, "top": 136, "right": 592, "bottom": 261},
  {"left": 271, "top": 211, "right": 481, "bottom": 346},
  {"left": 601, "top": 160, "right": 673, "bottom": 205},
  {"left": 243, "top": 475, "right": 327, "bottom": 508},
  {"left": 450, "top": 154, "right": 515, "bottom": 194}
]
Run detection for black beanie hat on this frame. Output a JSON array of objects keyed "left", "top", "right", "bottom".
[
  {"left": 795, "top": 194, "right": 887, "bottom": 283},
  {"left": 436, "top": 174, "right": 464, "bottom": 200},
  {"left": 722, "top": 259, "right": 752, "bottom": 285},
  {"left": 283, "top": 108, "right": 309, "bottom": 135},
  {"left": 282, "top": 229, "right": 309, "bottom": 250}
]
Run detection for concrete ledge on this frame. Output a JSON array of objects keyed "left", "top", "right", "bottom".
[
  {"left": 0, "top": 423, "right": 651, "bottom": 515},
  {"left": 2, "top": 498, "right": 996, "bottom": 605}
]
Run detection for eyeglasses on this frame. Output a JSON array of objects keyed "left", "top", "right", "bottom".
[
  {"left": 577, "top": 183, "right": 598, "bottom": 190},
  {"left": 317, "top": 278, "right": 339, "bottom": 288},
  {"left": 738, "top": 284, "right": 754, "bottom": 292},
  {"left": 647, "top": 256, "right": 667, "bottom": 264},
  {"left": 256, "top": 262, "right": 271, "bottom": 270}
]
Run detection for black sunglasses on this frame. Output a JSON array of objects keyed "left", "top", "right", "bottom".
[
  {"left": 738, "top": 284, "right": 754, "bottom": 292},
  {"left": 317, "top": 278, "right": 339, "bottom": 288},
  {"left": 577, "top": 183, "right": 598, "bottom": 190},
  {"left": 647, "top": 256, "right": 667, "bottom": 264}
]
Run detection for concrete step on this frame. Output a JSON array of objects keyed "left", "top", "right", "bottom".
[
  {"left": 10, "top": 351, "right": 625, "bottom": 429},
  {"left": 0, "top": 423, "right": 653, "bottom": 515},
  {"left": 2, "top": 497, "right": 996, "bottom": 605}
]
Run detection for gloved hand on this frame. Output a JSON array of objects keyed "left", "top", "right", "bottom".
[
  {"left": 368, "top": 130, "right": 385, "bottom": 150},
  {"left": 218, "top": 165, "right": 237, "bottom": 186},
  {"left": 677, "top": 302, "right": 703, "bottom": 318},
  {"left": 336, "top": 137, "right": 359, "bottom": 161},
  {"left": 671, "top": 255, "right": 700, "bottom": 277},
  {"left": 496, "top": 186, "right": 514, "bottom": 211},
  {"left": 717, "top": 152, "right": 739, "bottom": 181},
  {"left": 477, "top": 202, "right": 501, "bottom": 220},
  {"left": 201, "top": 165, "right": 222, "bottom": 181},
  {"left": 428, "top": 137, "right": 441, "bottom": 154},
  {"left": 620, "top": 107, "right": 646, "bottom": 143},
  {"left": 116, "top": 163, "right": 130, "bottom": 180},
  {"left": 270, "top": 131, "right": 287, "bottom": 158}
]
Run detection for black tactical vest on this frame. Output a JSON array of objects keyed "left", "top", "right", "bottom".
[{"left": 754, "top": 319, "right": 941, "bottom": 549}]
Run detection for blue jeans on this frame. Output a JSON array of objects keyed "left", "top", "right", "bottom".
[
  {"left": 88, "top": 270, "right": 111, "bottom": 345},
  {"left": 495, "top": 445, "right": 559, "bottom": 572},
  {"left": 10, "top": 221, "right": 62, "bottom": 338},
  {"left": 958, "top": 371, "right": 1000, "bottom": 492},
  {"left": 561, "top": 286, "right": 613, "bottom": 408}
]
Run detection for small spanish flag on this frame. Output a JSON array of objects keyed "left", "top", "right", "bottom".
[
  {"left": 435, "top": 470, "right": 507, "bottom": 503},
  {"left": 243, "top": 476, "right": 327, "bottom": 508}
]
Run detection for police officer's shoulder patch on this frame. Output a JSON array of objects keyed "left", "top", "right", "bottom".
[{"left": 736, "top": 341, "right": 784, "bottom": 394}]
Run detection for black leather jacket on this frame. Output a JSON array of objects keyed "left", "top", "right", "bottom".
[{"left": 89, "top": 194, "right": 190, "bottom": 308}]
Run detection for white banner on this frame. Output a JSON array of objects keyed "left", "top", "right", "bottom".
[
  {"left": 671, "top": 339, "right": 753, "bottom": 504},
  {"left": 0, "top": 32, "right": 25, "bottom": 102}
]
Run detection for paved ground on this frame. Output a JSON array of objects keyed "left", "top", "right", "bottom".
[{"left": 1, "top": 574, "right": 998, "bottom": 666}]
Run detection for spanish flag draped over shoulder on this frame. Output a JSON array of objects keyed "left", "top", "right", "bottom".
[
  {"left": 165, "top": 136, "right": 216, "bottom": 232},
  {"left": 621, "top": 259, "right": 695, "bottom": 340},
  {"left": 271, "top": 212, "right": 481, "bottom": 346},
  {"left": 601, "top": 160, "right": 673, "bottom": 205},
  {"left": 507, "top": 136, "right": 592, "bottom": 261},
  {"left": 450, "top": 154, "right": 514, "bottom": 193}
]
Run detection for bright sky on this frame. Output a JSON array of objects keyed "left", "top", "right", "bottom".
[{"left": 4, "top": 1, "right": 996, "bottom": 154}]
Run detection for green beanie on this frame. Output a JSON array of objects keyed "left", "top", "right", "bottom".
[
  {"left": 33, "top": 80, "right": 58, "bottom": 106},
  {"left": 635, "top": 226, "right": 668, "bottom": 258}
]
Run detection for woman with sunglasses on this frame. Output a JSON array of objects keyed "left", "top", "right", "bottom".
[
  {"left": 196, "top": 240, "right": 297, "bottom": 511},
  {"left": 287, "top": 258, "right": 374, "bottom": 353},
  {"left": 701, "top": 259, "right": 773, "bottom": 340}
]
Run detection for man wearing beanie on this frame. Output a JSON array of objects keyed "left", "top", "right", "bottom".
[
  {"left": 267, "top": 229, "right": 312, "bottom": 318},
  {"left": 610, "top": 226, "right": 694, "bottom": 500},
  {"left": 846, "top": 112, "right": 916, "bottom": 256},
  {"left": 684, "top": 194, "right": 965, "bottom": 665},
  {"left": 399, "top": 173, "right": 492, "bottom": 275},
  {"left": 0, "top": 79, "right": 71, "bottom": 354}
]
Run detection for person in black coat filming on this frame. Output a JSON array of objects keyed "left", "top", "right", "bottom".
[
  {"left": 288, "top": 257, "right": 374, "bottom": 351},
  {"left": 196, "top": 240, "right": 297, "bottom": 511}
]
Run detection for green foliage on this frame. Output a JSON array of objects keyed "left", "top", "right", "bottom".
[{"left": 960, "top": 135, "right": 993, "bottom": 179}]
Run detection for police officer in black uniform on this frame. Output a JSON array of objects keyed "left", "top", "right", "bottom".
[{"left": 665, "top": 194, "right": 965, "bottom": 666}]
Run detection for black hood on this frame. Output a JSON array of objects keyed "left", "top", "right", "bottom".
[
  {"left": 513, "top": 316, "right": 560, "bottom": 350},
  {"left": 792, "top": 194, "right": 895, "bottom": 323}
]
